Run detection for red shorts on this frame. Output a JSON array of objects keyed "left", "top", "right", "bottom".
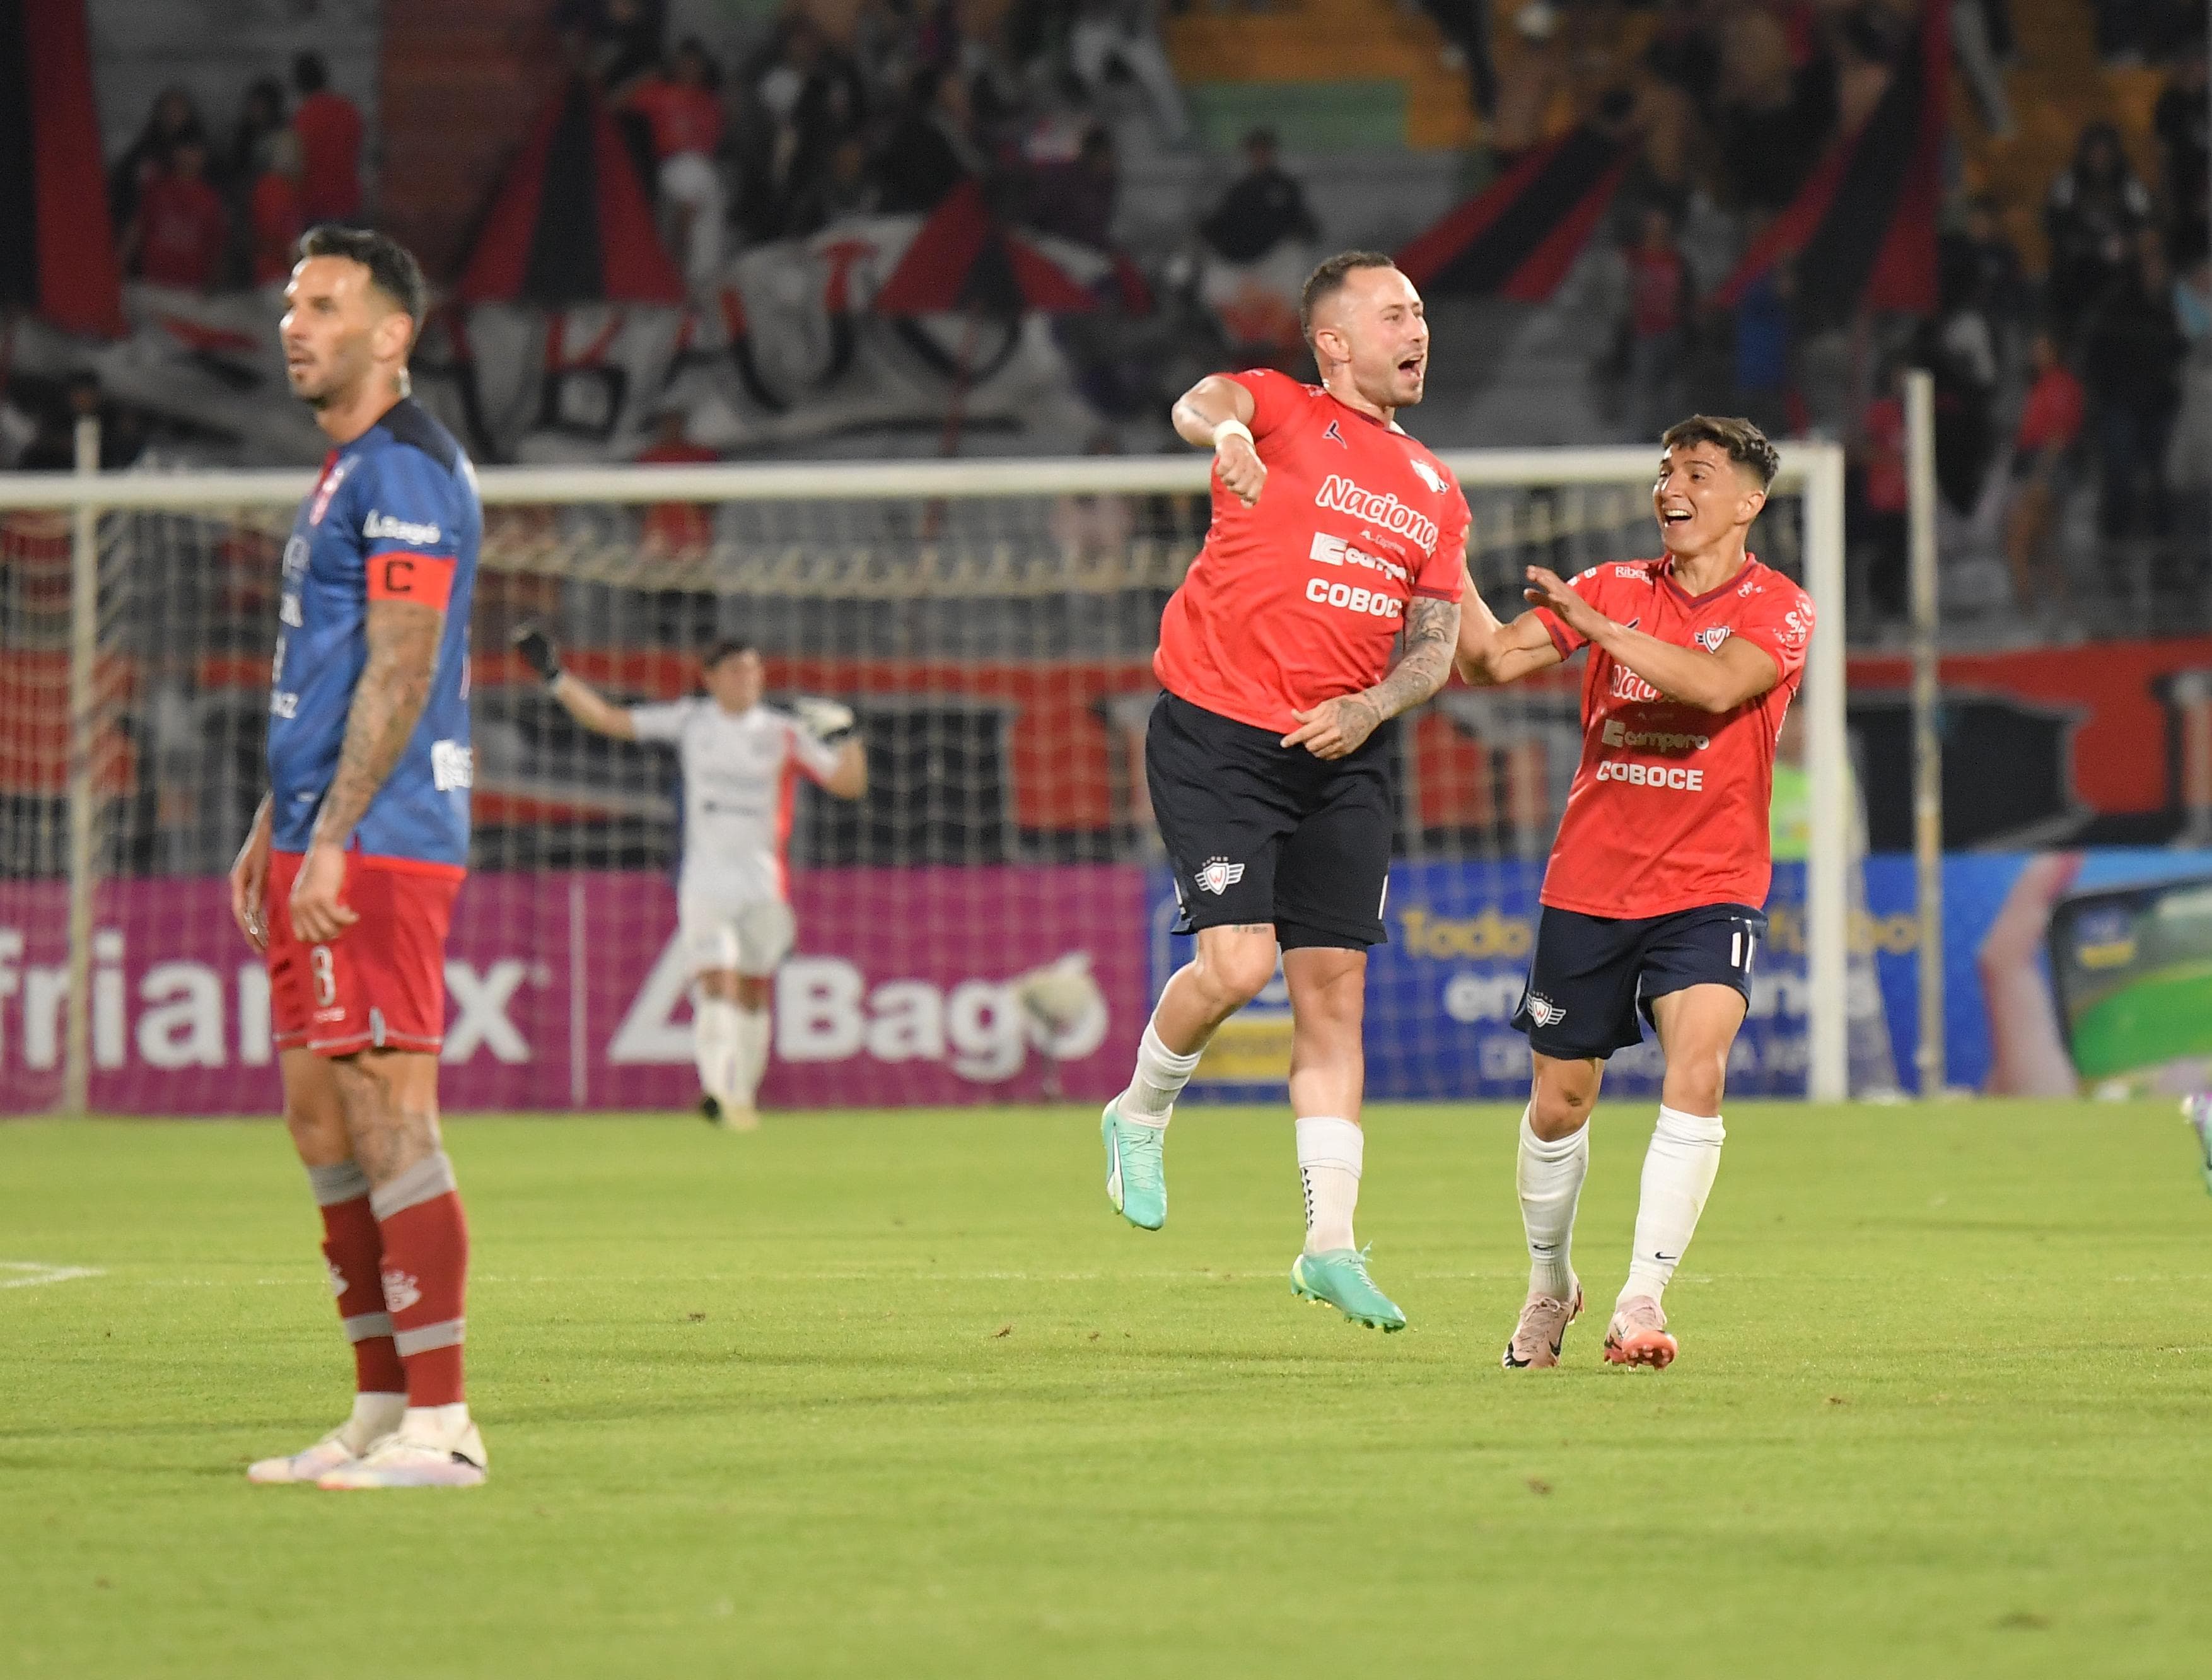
[{"left": 266, "top": 851, "right": 463, "bottom": 1057}]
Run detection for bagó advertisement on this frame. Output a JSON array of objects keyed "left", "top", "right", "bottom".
[{"left": 0, "top": 868, "right": 1149, "bottom": 1114}]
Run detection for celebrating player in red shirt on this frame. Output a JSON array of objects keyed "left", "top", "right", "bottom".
[
  {"left": 228, "top": 228, "right": 489, "bottom": 1488},
  {"left": 1100, "top": 252, "right": 1467, "bottom": 1333},
  {"left": 1455, "top": 415, "right": 1812, "bottom": 1372}
]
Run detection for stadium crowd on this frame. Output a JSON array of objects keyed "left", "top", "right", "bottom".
[
  {"left": 7, "top": 0, "right": 2208, "bottom": 639},
  {"left": 107, "top": 52, "right": 364, "bottom": 293},
  {"left": 557, "top": 0, "right": 1194, "bottom": 279},
  {"left": 1477, "top": 0, "right": 2208, "bottom": 633}
]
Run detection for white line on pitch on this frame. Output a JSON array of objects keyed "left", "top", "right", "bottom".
[{"left": 0, "top": 1262, "right": 105, "bottom": 1290}]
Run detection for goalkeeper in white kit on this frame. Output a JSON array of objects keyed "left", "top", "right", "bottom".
[{"left": 515, "top": 627, "right": 866, "bottom": 1128}]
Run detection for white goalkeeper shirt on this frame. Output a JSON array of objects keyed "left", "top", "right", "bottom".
[{"left": 628, "top": 699, "right": 842, "bottom": 904}]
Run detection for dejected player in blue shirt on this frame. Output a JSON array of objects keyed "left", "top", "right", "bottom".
[{"left": 226, "top": 225, "right": 487, "bottom": 1490}]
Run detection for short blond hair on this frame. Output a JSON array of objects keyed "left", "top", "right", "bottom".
[{"left": 1299, "top": 250, "right": 1398, "bottom": 353}]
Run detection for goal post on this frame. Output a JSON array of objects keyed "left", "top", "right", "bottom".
[{"left": 1, "top": 441, "right": 1851, "bottom": 1114}]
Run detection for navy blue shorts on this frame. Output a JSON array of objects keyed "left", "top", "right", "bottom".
[{"left": 1512, "top": 902, "right": 1766, "bottom": 1061}]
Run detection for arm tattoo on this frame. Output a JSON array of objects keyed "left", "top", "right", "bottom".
[
  {"left": 1342, "top": 596, "right": 1462, "bottom": 736},
  {"left": 311, "top": 599, "right": 443, "bottom": 849}
]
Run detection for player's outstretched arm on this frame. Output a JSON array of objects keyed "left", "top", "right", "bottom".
[
  {"left": 1454, "top": 568, "right": 1566, "bottom": 687},
  {"left": 1282, "top": 593, "right": 1461, "bottom": 760},
  {"left": 514, "top": 627, "right": 641, "bottom": 740},
  {"left": 1522, "top": 565, "right": 1780, "bottom": 713},
  {"left": 293, "top": 598, "right": 444, "bottom": 941},
  {"left": 792, "top": 696, "right": 866, "bottom": 798},
  {"left": 548, "top": 671, "right": 640, "bottom": 740},
  {"left": 1170, "top": 374, "right": 1264, "bottom": 508}
]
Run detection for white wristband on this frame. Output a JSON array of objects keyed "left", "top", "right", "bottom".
[{"left": 1211, "top": 417, "right": 1254, "bottom": 450}]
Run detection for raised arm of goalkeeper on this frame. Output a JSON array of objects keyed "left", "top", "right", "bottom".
[
  {"left": 788, "top": 697, "right": 868, "bottom": 798},
  {"left": 522, "top": 632, "right": 642, "bottom": 739},
  {"left": 514, "top": 624, "right": 866, "bottom": 797}
]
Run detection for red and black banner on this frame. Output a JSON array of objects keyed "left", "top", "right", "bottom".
[
  {"left": 873, "top": 181, "right": 1101, "bottom": 318},
  {"left": 0, "top": 0, "right": 123, "bottom": 336},
  {"left": 456, "top": 76, "right": 684, "bottom": 305},
  {"left": 1395, "top": 124, "right": 1635, "bottom": 302},
  {"left": 1713, "top": 1, "right": 1947, "bottom": 322}
]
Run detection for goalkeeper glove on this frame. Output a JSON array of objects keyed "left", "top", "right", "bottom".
[
  {"left": 511, "top": 623, "right": 562, "bottom": 685},
  {"left": 791, "top": 696, "right": 856, "bottom": 743}
]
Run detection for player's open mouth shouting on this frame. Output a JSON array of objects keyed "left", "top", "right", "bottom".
[
  {"left": 1654, "top": 446, "right": 1744, "bottom": 551},
  {"left": 1392, "top": 345, "right": 1427, "bottom": 400},
  {"left": 1361, "top": 284, "right": 1428, "bottom": 406}
]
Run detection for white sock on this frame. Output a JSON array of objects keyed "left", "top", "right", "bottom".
[
  {"left": 1516, "top": 1106, "right": 1589, "bottom": 1302},
  {"left": 1621, "top": 1105, "right": 1726, "bottom": 1305},
  {"left": 730, "top": 1006, "right": 771, "bottom": 1105},
  {"left": 692, "top": 992, "right": 740, "bottom": 1102},
  {"left": 1295, "top": 1115, "right": 1363, "bottom": 1254},
  {"left": 404, "top": 1401, "right": 471, "bottom": 1447},
  {"left": 1121, "top": 1019, "right": 1203, "bottom": 1127},
  {"left": 345, "top": 1390, "right": 406, "bottom": 1451}
]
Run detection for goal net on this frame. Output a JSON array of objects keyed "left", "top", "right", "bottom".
[{"left": 0, "top": 448, "right": 1866, "bottom": 1116}]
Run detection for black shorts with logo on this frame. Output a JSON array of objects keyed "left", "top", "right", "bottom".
[
  {"left": 1513, "top": 901, "right": 1766, "bottom": 1059},
  {"left": 1147, "top": 691, "right": 1394, "bottom": 950}
]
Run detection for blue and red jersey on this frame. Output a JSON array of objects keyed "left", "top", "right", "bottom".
[{"left": 267, "top": 398, "right": 482, "bottom": 870}]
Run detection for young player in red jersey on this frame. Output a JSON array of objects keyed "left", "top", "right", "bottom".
[
  {"left": 1099, "top": 252, "right": 1467, "bottom": 1331},
  {"left": 1454, "top": 416, "right": 1813, "bottom": 1372},
  {"left": 228, "top": 228, "right": 489, "bottom": 1486}
]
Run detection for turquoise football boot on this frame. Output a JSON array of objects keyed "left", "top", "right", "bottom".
[
  {"left": 1100, "top": 1099, "right": 1167, "bottom": 1230},
  {"left": 1289, "top": 1245, "right": 1406, "bottom": 1331}
]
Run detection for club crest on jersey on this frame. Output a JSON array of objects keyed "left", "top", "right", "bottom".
[
  {"left": 1696, "top": 626, "right": 1732, "bottom": 652},
  {"left": 1323, "top": 420, "right": 1345, "bottom": 446},
  {"left": 1523, "top": 992, "right": 1568, "bottom": 1028},
  {"left": 1196, "top": 857, "right": 1245, "bottom": 895},
  {"left": 1409, "top": 458, "right": 1447, "bottom": 495},
  {"left": 308, "top": 456, "right": 354, "bottom": 525}
]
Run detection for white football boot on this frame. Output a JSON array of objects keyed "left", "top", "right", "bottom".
[
  {"left": 317, "top": 1407, "right": 488, "bottom": 1490},
  {"left": 247, "top": 1392, "right": 405, "bottom": 1485}
]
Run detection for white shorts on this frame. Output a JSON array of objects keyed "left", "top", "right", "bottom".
[{"left": 679, "top": 895, "right": 797, "bottom": 978}]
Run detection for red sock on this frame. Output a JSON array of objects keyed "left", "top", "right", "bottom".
[
  {"left": 320, "top": 1194, "right": 405, "bottom": 1394},
  {"left": 376, "top": 1189, "right": 470, "bottom": 1408}
]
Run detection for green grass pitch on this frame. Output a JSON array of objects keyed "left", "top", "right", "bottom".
[{"left": 4, "top": 1101, "right": 2210, "bottom": 1678}]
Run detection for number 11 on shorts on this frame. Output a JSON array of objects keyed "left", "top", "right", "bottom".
[{"left": 1728, "top": 923, "right": 1756, "bottom": 977}]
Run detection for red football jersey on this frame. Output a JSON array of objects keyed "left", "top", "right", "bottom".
[
  {"left": 1532, "top": 556, "right": 1813, "bottom": 919},
  {"left": 1154, "top": 369, "right": 1470, "bottom": 733}
]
